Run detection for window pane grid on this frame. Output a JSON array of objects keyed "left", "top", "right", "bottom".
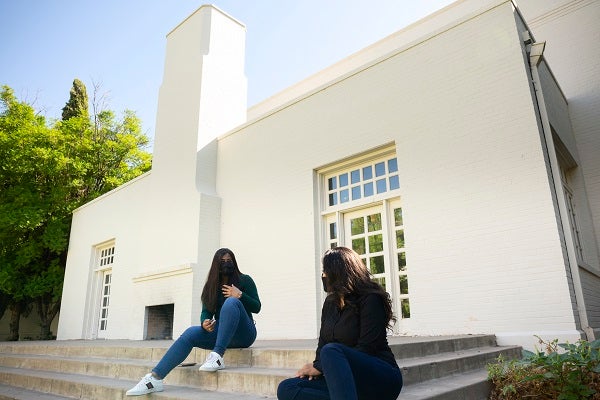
[
  {"left": 99, "top": 246, "right": 115, "bottom": 267},
  {"left": 349, "top": 215, "right": 385, "bottom": 284},
  {"left": 325, "top": 157, "right": 400, "bottom": 208},
  {"left": 393, "top": 207, "right": 410, "bottom": 319},
  {"left": 99, "top": 272, "right": 112, "bottom": 332}
]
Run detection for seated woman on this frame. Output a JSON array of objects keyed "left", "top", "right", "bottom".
[
  {"left": 126, "top": 248, "right": 261, "bottom": 396},
  {"left": 277, "top": 247, "right": 402, "bottom": 400}
]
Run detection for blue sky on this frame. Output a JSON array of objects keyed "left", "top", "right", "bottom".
[{"left": 1, "top": 1, "right": 454, "bottom": 151}]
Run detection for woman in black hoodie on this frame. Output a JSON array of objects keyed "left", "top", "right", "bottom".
[{"left": 277, "top": 246, "right": 402, "bottom": 400}]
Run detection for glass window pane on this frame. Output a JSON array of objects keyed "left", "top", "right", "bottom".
[
  {"left": 328, "top": 193, "right": 337, "bottom": 206},
  {"left": 367, "top": 214, "right": 382, "bottom": 232},
  {"left": 351, "top": 217, "right": 364, "bottom": 235},
  {"left": 368, "top": 234, "right": 384, "bottom": 252},
  {"left": 340, "top": 189, "right": 349, "bottom": 203},
  {"left": 352, "top": 238, "right": 366, "bottom": 255},
  {"left": 388, "top": 158, "right": 398, "bottom": 173},
  {"left": 100, "top": 321, "right": 106, "bottom": 330},
  {"left": 362, "top": 166, "right": 373, "bottom": 180},
  {"left": 103, "top": 297, "right": 108, "bottom": 307},
  {"left": 328, "top": 177, "right": 337, "bottom": 190},
  {"left": 364, "top": 182, "right": 374, "bottom": 197},
  {"left": 330, "top": 242, "right": 337, "bottom": 249},
  {"left": 102, "top": 309, "right": 107, "bottom": 318},
  {"left": 375, "top": 162, "right": 385, "bottom": 177},
  {"left": 104, "top": 286, "right": 109, "bottom": 295},
  {"left": 398, "top": 252, "right": 406, "bottom": 271},
  {"left": 370, "top": 256, "right": 385, "bottom": 274},
  {"left": 351, "top": 169, "right": 360, "bottom": 184},
  {"left": 339, "top": 173, "right": 348, "bottom": 187},
  {"left": 399, "top": 276, "right": 409, "bottom": 294},
  {"left": 389, "top": 175, "right": 400, "bottom": 190},
  {"left": 396, "top": 230, "right": 405, "bottom": 248},
  {"left": 401, "top": 299, "right": 410, "bottom": 318},
  {"left": 351, "top": 186, "right": 361, "bottom": 200},
  {"left": 376, "top": 178, "right": 387, "bottom": 194},
  {"left": 394, "top": 208, "right": 403, "bottom": 226},
  {"left": 374, "top": 276, "right": 386, "bottom": 291},
  {"left": 329, "top": 222, "right": 337, "bottom": 240}
]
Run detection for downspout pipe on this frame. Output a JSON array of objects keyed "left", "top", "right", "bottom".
[{"left": 528, "top": 42, "right": 595, "bottom": 341}]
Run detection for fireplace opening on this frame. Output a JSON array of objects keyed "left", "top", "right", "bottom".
[{"left": 144, "top": 304, "right": 174, "bottom": 340}]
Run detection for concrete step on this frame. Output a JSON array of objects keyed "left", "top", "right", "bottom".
[
  {"left": 399, "top": 369, "right": 491, "bottom": 400},
  {"left": 0, "top": 335, "right": 496, "bottom": 363},
  {"left": 0, "top": 366, "right": 273, "bottom": 400},
  {"left": 0, "top": 335, "right": 520, "bottom": 399},
  {"left": 0, "top": 383, "right": 74, "bottom": 400},
  {"left": 398, "top": 345, "right": 521, "bottom": 385},
  {"left": 0, "top": 344, "right": 519, "bottom": 390}
]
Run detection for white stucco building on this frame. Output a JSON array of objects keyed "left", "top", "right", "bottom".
[{"left": 57, "top": 0, "right": 600, "bottom": 351}]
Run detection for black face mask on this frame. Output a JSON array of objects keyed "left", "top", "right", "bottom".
[
  {"left": 322, "top": 276, "right": 329, "bottom": 292},
  {"left": 220, "top": 261, "right": 235, "bottom": 275}
]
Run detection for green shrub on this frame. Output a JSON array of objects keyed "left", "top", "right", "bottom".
[{"left": 488, "top": 336, "right": 600, "bottom": 399}]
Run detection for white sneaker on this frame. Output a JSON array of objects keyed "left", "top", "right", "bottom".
[
  {"left": 126, "top": 373, "right": 164, "bottom": 396},
  {"left": 199, "top": 351, "right": 225, "bottom": 372}
]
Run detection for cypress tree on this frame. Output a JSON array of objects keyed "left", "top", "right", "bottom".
[{"left": 61, "top": 78, "right": 89, "bottom": 120}]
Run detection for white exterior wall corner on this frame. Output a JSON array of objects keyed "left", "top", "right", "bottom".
[
  {"left": 213, "top": 2, "right": 579, "bottom": 349},
  {"left": 518, "top": 0, "right": 600, "bottom": 273},
  {"left": 537, "top": 58, "right": 600, "bottom": 335},
  {"left": 517, "top": 0, "right": 600, "bottom": 339}
]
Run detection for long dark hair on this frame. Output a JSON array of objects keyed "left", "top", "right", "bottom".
[
  {"left": 201, "top": 248, "right": 242, "bottom": 313},
  {"left": 323, "top": 247, "right": 396, "bottom": 328}
]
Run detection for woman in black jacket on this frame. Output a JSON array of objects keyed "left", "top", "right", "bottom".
[{"left": 277, "top": 246, "right": 402, "bottom": 400}]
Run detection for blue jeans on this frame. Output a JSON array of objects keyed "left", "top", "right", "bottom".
[
  {"left": 153, "top": 297, "right": 256, "bottom": 379},
  {"left": 277, "top": 343, "right": 402, "bottom": 400}
]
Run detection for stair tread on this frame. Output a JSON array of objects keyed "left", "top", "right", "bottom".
[
  {"left": 398, "top": 345, "right": 519, "bottom": 367},
  {"left": 0, "top": 344, "right": 519, "bottom": 372},
  {"left": 0, "top": 384, "right": 74, "bottom": 400},
  {"left": 0, "top": 367, "right": 273, "bottom": 399},
  {"left": 399, "top": 369, "right": 490, "bottom": 399}
]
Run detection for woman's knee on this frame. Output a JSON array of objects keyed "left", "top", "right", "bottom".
[
  {"left": 277, "top": 378, "right": 300, "bottom": 400},
  {"left": 222, "top": 297, "right": 242, "bottom": 308},
  {"left": 221, "top": 297, "right": 243, "bottom": 316},
  {"left": 320, "top": 342, "right": 346, "bottom": 358}
]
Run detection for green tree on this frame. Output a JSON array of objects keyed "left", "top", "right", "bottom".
[
  {"left": 0, "top": 83, "right": 151, "bottom": 339},
  {"left": 61, "top": 78, "right": 89, "bottom": 120}
]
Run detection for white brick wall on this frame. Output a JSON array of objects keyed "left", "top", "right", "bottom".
[
  {"left": 216, "top": 2, "right": 580, "bottom": 347},
  {"left": 59, "top": 1, "right": 598, "bottom": 350}
]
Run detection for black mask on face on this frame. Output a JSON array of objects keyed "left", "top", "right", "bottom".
[
  {"left": 220, "top": 261, "right": 235, "bottom": 275},
  {"left": 321, "top": 276, "right": 329, "bottom": 292}
]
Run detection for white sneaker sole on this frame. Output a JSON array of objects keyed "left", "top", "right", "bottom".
[
  {"left": 126, "top": 388, "right": 163, "bottom": 396},
  {"left": 199, "top": 364, "right": 225, "bottom": 372}
]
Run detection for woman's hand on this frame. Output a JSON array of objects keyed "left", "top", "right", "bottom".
[
  {"left": 296, "top": 363, "right": 322, "bottom": 380},
  {"left": 222, "top": 284, "right": 242, "bottom": 299},
  {"left": 202, "top": 318, "right": 216, "bottom": 332}
]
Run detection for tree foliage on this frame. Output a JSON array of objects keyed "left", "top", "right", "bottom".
[
  {"left": 61, "top": 78, "right": 89, "bottom": 120},
  {"left": 0, "top": 81, "right": 151, "bottom": 339}
]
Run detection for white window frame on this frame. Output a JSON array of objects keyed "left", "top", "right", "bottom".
[{"left": 317, "top": 145, "right": 411, "bottom": 333}]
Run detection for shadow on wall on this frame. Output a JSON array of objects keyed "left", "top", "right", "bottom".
[{"left": 0, "top": 311, "right": 59, "bottom": 341}]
